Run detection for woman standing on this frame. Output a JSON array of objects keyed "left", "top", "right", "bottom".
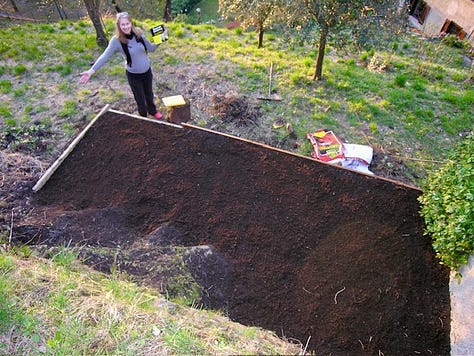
[{"left": 80, "top": 12, "right": 165, "bottom": 120}]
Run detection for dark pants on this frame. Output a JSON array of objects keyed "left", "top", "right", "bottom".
[{"left": 126, "top": 68, "right": 157, "bottom": 117}]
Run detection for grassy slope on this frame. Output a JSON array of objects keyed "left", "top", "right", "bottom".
[
  {"left": 0, "top": 249, "right": 302, "bottom": 354},
  {"left": 0, "top": 18, "right": 472, "bottom": 184}
]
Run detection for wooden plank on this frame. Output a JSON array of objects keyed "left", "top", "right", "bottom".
[
  {"left": 181, "top": 123, "right": 422, "bottom": 191},
  {"left": 32, "top": 104, "right": 110, "bottom": 192}
]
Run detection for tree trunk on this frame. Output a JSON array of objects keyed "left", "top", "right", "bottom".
[
  {"left": 59, "top": 0, "right": 68, "bottom": 19},
  {"left": 258, "top": 24, "right": 264, "bottom": 48},
  {"left": 313, "top": 28, "right": 327, "bottom": 80},
  {"left": 8, "top": 0, "right": 19, "bottom": 12},
  {"left": 111, "top": 0, "right": 122, "bottom": 13},
  {"left": 83, "top": 0, "right": 108, "bottom": 48},
  {"left": 164, "top": 0, "right": 172, "bottom": 22},
  {"left": 53, "top": 0, "right": 67, "bottom": 20}
]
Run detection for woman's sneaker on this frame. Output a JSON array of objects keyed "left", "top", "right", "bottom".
[{"left": 153, "top": 112, "right": 163, "bottom": 120}]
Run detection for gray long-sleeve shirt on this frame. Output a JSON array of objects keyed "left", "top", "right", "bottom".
[{"left": 91, "top": 34, "right": 158, "bottom": 74}]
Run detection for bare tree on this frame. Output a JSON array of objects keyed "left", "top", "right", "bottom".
[
  {"left": 111, "top": 0, "right": 122, "bottom": 13},
  {"left": 287, "top": 0, "right": 401, "bottom": 80},
  {"left": 352, "top": 3, "right": 409, "bottom": 49},
  {"left": 52, "top": 0, "right": 67, "bottom": 20},
  {"left": 218, "top": 0, "right": 281, "bottom": 48},
  {"left": 301, "top": 0, "right": 361, "bottom": 80},
  {"left": 83, "top": 0, "right": 108, "bottom": 48},
  {"left": 164, "top": 0, "right": 171, "bottom": 21},
  {"left": 7, "top": 0, "right": 19, "bottom": 12}
]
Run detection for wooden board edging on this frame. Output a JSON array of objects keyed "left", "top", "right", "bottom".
[
  {"left": 32, "top": 105, "right": 111, "bottom": 192},
  {"left": 181, "top": 123, "right": 422, "bottom": 192},
  {"left": 31, "top": 109, "right": 422, "bottom": 193}
]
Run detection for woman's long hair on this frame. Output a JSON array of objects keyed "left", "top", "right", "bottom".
[{"left": 115, "top": 12, "right": 143, "bottom": 43}]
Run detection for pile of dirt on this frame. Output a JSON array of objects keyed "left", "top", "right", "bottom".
[
  {"left": 209, "top": 94, "right": 261, "bottom": 127},
  {"left": 370, "top": 148, "right": 415, "bottom": 184},
  {"left": 12, "top": 110, "right": 450, "bottom": 354}
]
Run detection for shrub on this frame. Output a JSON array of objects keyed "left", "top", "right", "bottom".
[
  {"left": 13, "top": 64, "right": 27, "bottom": 76},
  {"left": 394, "top": 73, "right": 407, "bottom": 87},
  {"left": 419, "top": 132, "right": 474, "bottom": 273},
  {"left": 58, "top": 100, "right": 78, "bottom": 117},
  {"left": 369, "top": 122, "right": 378, "bottom": 134},
  {"left": 441, "top": 34, "right": 468, "bottom": 49},
  {"left": 0, "top": 80, "right": 12, "bottom": 94},
  {"left": 360, "top": 51, "right": 369, "bottom": 61},
  {"left": 0, "top": 106, "right": 12, "bottom": 118},
  {"left": 171, "top": 0, "right": 201, "bottom": 17},
  {"left": 411, "top": 80, "right": 425, "bottom": 91}
]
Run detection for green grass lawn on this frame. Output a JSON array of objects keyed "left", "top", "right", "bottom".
[
  {"left": 0, "top": 12, "right": 473, "bottom": 355},
  {"left": 0, "top": 17, "right": 472, "bottom": 185},
  {"left": 0, "top": 249, "right": 301, "bottom": 355}
]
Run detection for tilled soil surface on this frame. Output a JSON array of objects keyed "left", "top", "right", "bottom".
[{"left": 12, "top": 110, "right": 450, "bottom": 354}]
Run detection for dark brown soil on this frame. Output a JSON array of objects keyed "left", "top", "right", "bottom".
[{"left": 13, "top": 110, "right": 450, "bottom": 355}]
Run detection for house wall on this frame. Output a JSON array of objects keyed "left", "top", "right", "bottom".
[
  {"left": 424, "top": 0, "right": 474, "bottom": 42},
  {"left": 450, "top": 255, "right": 474, "bottom": 354}
]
